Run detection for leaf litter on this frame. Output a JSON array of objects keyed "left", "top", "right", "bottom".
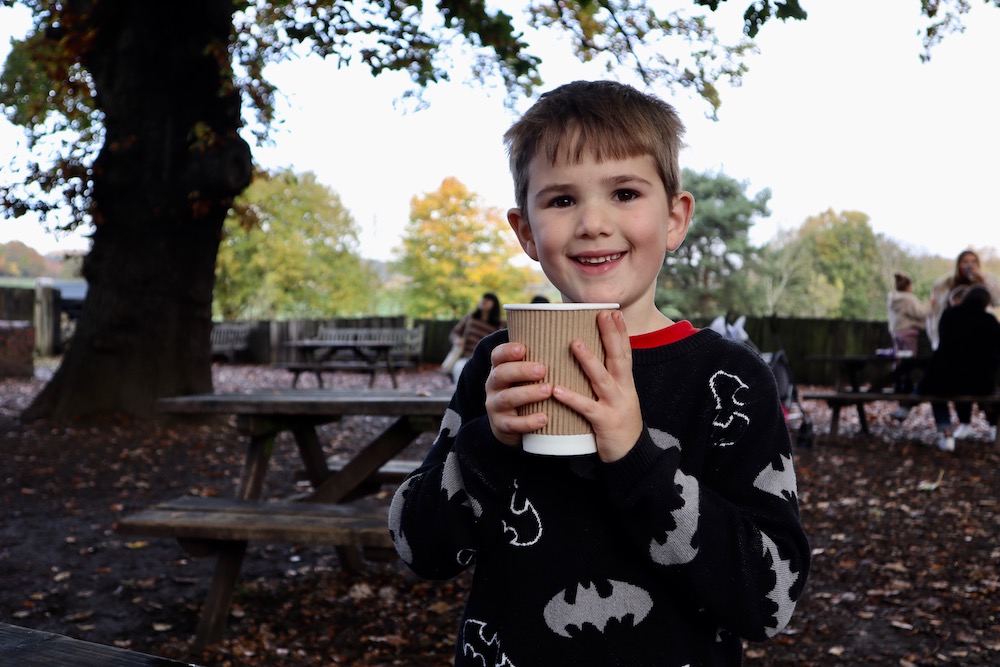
[{"left": 0, "top": 364, "right": 998, "bottom": 665}]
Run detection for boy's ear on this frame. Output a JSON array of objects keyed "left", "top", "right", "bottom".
[
  {"left": 507, "top": 208, "right": 539, "bottom": 261},
  {"left": 666, "top": 192, "right": 694, "bottom": 251}
]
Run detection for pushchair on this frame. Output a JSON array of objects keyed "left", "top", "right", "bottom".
[{"left": 708, "top": 315, "right": 813, "bottom": 447}]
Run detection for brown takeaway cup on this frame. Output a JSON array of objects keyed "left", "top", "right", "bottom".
[{"left": 504, "top": 302, "right": 619, "bottom": 455}]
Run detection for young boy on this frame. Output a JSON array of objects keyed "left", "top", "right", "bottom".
[{"left": 389, "top": 80, "right": 810, "bottom": 666}]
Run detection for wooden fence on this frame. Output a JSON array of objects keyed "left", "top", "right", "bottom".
[
  {"left": 250, "top": 314, "right": 904, "bottom": 387},
  {"left": 3, "top": 288, "right": 918, "bottom": 387},
  {"left": 690, "top": 316, "right": 912, "bottom": 386}
]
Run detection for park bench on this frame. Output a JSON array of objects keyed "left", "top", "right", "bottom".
[
  {"left": 278, "top": 325, "right": 424, "bottom": 388},
  {"left": 0, "top": 621, "right": 199, "bottom": 666},
  {"left": 115, "top": 495, "right": 393, "bottom": 550},
  {"left": 210, "top": 322, "right": 253, "bottom": 362},
  {"left": 316, "top": 325, "right": 423, "bottom": 365},
  {"left": 801, "top": 390, "right": 1000, "bottom": 448}
]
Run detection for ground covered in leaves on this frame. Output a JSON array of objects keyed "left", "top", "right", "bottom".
[{"left": 1, "top": 361, "right": 998, "bottom": 666}]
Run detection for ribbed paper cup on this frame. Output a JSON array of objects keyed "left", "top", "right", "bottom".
[{"left": 504, "top": 303, "right": 619, "bottom": 455}]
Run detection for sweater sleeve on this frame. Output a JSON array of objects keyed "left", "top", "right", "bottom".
[
  {"left": 598, "top": 347, "right": 810, "bottom": 642},
  {"left": 388, "top": 332, "right": 520, "bottom": 579}
]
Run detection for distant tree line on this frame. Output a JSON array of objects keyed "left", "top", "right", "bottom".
[
  {"left": 9, "top": 166, "right": 994, "bottom": 325},
  {"left": 0, "top": 240, "right": 83, "bottom": 279},
  {"left": 215, "top": 167, "right": 998, "bottom": 323}
]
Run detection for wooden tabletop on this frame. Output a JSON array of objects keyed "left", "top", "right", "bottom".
[
  {"left": 0, "top": 622, "right": 199, "bottom": 666},
  {"left": 156, "top": 388, "right": 452, "bottom": 417}
]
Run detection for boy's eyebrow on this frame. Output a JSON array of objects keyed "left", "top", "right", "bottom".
[
  {"left": 532, "top": 182, "right": 575, "bottom": 202},
  {"left": 532, "top": 172, "right": 655, "bottom": 201},
  {"left": 604, "top": 173, "right": 654, "bottom": 187}
]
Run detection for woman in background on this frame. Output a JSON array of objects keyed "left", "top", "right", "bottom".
[
  {"left": 918, "top": 286, "right": 1000, "bottom": 451},
  {"left": 442, "top": 292, "right": 504, "bottom": 383},
  {"left": 927, "top": 250, "right": 1000, "bottom": 350}
]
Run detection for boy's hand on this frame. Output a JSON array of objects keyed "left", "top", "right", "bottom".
[
  {"left": 552, "top": 310, "right": 642, "bottom": 462},
  {"left": 485, "top": 341, "right": 552, "bottom": 447}
]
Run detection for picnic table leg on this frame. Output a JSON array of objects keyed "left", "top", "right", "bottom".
[
  {"left": 188, "top": 427, "right": 276, "bottom": 649},
  {"left": 291, "top": 425, "right": 332, "bottom": 487},
  {"left": 383, "top": 350, "right": 399, "bottom": 389},
  {"left": 234, "top": 431, "right": 278, "bottom": 499},
  {"left": 307, "top": 415, "right": 435, "bottom": 568},
  {"left": 193, "top": 541, "right": 247, "bottom": 651},
  {"left": 855, "top": 402, "right": 870, "bottom": 433},
  {"left": 830, "top": 403, "right": 842, "bottom": 437},
  {"left": 309, "top": 415, "right": 437, "bottom": 504}
]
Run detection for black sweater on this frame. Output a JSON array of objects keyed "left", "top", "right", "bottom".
[{"left": 389, "top": 327, "right": 810, "bottom": 666}]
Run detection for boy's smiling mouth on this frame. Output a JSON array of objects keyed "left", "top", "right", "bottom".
[{"left": 574, "top": 252, "right": 624, "bottom": 265}]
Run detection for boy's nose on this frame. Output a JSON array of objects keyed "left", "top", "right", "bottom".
[{"left": 575, "top": 204, "right": 613, "bottom": 238}]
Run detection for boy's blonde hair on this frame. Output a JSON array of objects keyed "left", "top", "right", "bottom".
[{"left": 503, "top": 80, "right": 686, "bottom": 214}]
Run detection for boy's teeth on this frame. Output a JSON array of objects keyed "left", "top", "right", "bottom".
[{"left": 577, "top": 253, "right": 622, "bottom": 264}]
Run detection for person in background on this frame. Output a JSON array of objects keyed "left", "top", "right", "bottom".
[
  {"left": 918, "top": 285, "right": 1000, "bottom": 451},
  {"left": 887, "top": 272, "right": 930, "bottom": 360},
  {"left": 390, "top": 80, "right": 809, "bottom": 666},
  {"left": 887, "top": 271, "right": 931, "bottom": 420},
  {"left": 443, "top": 292, "right": 505, "bottom": 383},
  {"left": 927, "top": 250, "right": 1000, "bottom": 350}
]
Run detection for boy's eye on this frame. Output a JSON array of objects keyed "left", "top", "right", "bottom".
[
  {"left": 613, "top": 189, "right": 639, "bottom": 202},
  {"left": 549, "top": 195, "right": 574, "bottom": 208}
]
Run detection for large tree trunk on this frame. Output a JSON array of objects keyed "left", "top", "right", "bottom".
[{"left": 23, "top": 0, "right": 252, "bottom": 421}]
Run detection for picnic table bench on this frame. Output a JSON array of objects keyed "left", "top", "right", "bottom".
[
  {"left": 801, "top": 389, "right": 1000, "bottom": 447},
  {"left": 277, "top": 326, "right": 423, "bottom": 388},
  {"left": 0, "top": 622, "right": 200, "bottom": 666},
  {"left": 210, "top": 322, "right": 253, "bottom": 362},
  {"left": 114, "top": 389, "right": 448, "bottom": 650}
]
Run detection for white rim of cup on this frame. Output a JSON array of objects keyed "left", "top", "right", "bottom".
[{"left": 504, "top": 303, "right": 620, "bottom": 311}]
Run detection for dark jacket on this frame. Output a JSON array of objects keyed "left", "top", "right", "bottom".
[{"left": 919, "top": 292, "right": 1000, "bottom": 396}]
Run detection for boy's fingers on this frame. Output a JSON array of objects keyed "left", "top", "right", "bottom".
[
  {"left": 491, "top": 341, "right": 525, "bottom": 366},
  {"left": 601, "top": 310, "right": 632, "bottom": 368}
]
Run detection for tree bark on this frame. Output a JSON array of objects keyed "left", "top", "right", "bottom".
[{"left": 23, "top": 0, "right": 252, "bottom": 421}]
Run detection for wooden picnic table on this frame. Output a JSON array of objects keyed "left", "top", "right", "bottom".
[
  {"left": 282, "top": 339, "right": 400, "bottom": 388},
  {"left": 115, "top": 388, "right": 450, "bottom": 650},
  {"left": 0, "top": 622, "right": 200, "bottom": 666},
  {"left": 806, "top": 353, "right": 929, "bottom": 393}
]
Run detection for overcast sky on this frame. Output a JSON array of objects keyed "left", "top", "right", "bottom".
[{"left": 2, "top": 1, "right": 997, "bottom": 262}]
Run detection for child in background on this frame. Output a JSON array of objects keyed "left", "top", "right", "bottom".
[
  {"left": 887, "top": 271, "right": 929, "bottom": 360},
  {"left": 887, "top": 271, "right": 931, "bottom": 419},
  {"left": 389, "top": 80, "right": 810, "bottom": 666}
]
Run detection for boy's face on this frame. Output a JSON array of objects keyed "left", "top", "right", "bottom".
[{"left": 507, "top": 150, "right": 692, "bottom": 333}]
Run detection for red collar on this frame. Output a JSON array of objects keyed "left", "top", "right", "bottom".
[{"left": 630, "top": 320, "right": 698, "bottom": 349}]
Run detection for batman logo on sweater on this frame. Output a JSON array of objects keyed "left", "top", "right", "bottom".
[
  {"left": 543, "top": 579, "right": 654, "bottom": 638},
  {"left": 462, "top": 619, "right": 516, "bottom": 666},
  {"left": 502, "top": 479, "right": 542, "bottom": 547},
  {"left": 709, "top": 370, "right": 751, "bottom": 447}
]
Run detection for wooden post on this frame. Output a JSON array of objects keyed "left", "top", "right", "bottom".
[{"left": 33, "top": 282, "right": 63, "bottom": 358}]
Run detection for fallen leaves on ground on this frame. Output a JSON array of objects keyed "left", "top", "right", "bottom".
[{"left": 1, "top": 365, "right": 998, "bottom": 665}]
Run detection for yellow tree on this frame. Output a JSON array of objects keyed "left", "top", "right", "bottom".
[{"left": 394, "top": 177, "right": 544, "bottom": 318}]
